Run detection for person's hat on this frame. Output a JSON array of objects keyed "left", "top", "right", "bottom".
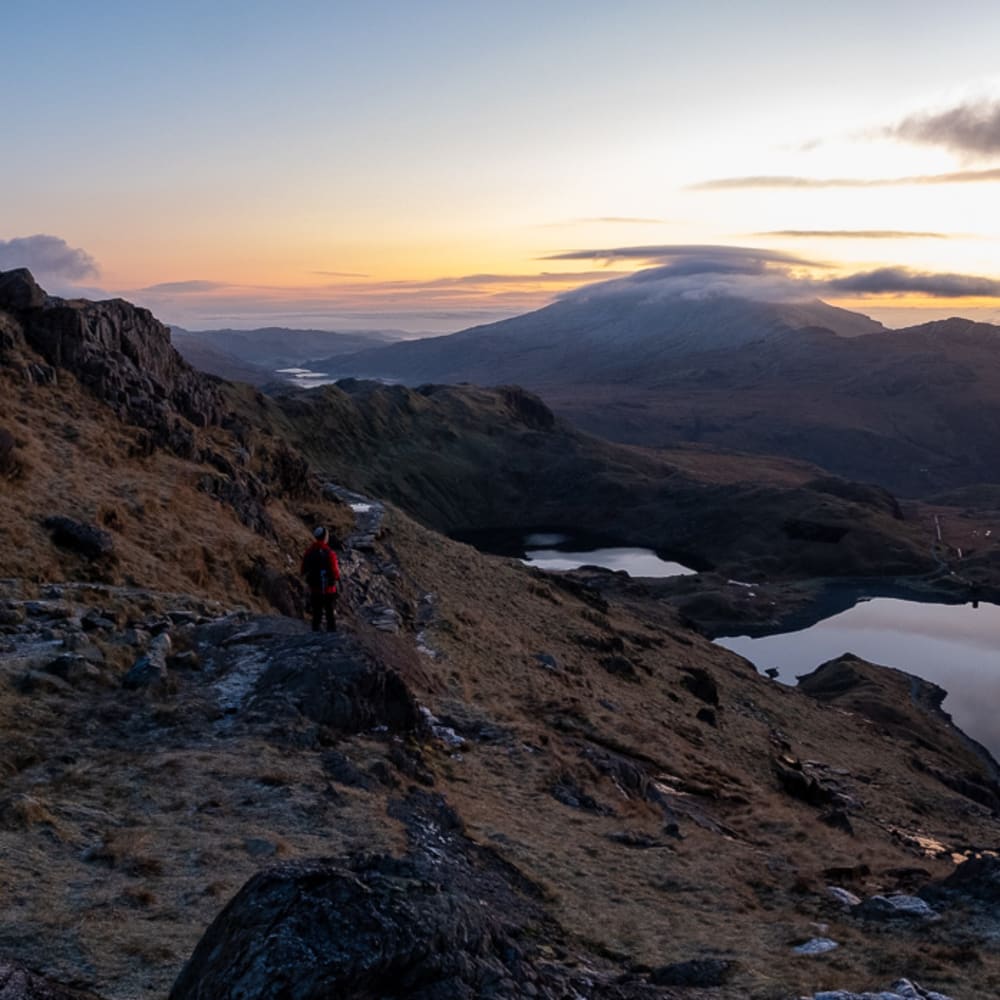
[{"left": 313, "top": 526, "right": 327, "bottom": 539}]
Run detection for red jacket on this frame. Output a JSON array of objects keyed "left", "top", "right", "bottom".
[{"left": 301, "top": 541, "right": 340, "bottom": 594}]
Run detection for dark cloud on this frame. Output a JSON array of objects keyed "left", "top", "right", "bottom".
[
  {"left": 543, "top": 244, "right": 816, "bottom": 266},
  {"left": 828, "top": 268, "right": 1000, "bottom": 298},
  {"left": 690, "top": 167, "right": 1000, "bottom": 190},
  {"left": 758, "top": 230, "right": 951, "bottom": 239},
  {"left": 0, "top": 234, "right": 98, "bottom": 280},
  {"left": 138, "top": 280, "right": 228, "bottom": 294},
  {"left": 888, "top": 100, "right": 1000, "bottom": 158}
]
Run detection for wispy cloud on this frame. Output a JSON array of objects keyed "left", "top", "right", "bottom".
[
  {"left": 0, "top": 234, "right": 98, "bottom": 281},
  {"left": 138, "top": 280, "right": 229, "bottom": 294},
  {"left": 690, "top": 167, "right": 1000, "bottom": 190},
  {"left": 310, "top": 270, "right": 370, "bottom": 278},
  {"left": 828, "top": 267, "right": 1000, "bottom": 298},
  {"left": 756, "top": 229, "right": 952, "bottom": 240},
  {"left": 538, "top": 216, "right": 669, "bottom": 228},
  {"left": 886, "top": 99, "right": 1000, "bottom": 159},
  {"left": 542, "top": 244, "right": 816, "bottom": 267}
]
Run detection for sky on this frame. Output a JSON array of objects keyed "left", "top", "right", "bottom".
[{"left": 5, "top": 0, "right": 1000, "bottom": 332}]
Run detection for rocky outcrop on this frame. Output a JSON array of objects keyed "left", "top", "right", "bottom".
[{"left": 0, "top": 269, "right": 223, "bottom": 451}]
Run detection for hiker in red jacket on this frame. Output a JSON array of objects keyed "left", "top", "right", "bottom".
[{"left": 301, "top": 526, "right": 340, "bottom": 632}]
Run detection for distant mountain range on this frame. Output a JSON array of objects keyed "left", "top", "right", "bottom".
[
  {"left": 170, "top": 326, "right": 408, "bottom": 383},
  {"left": 303, "top": 273, "right": 1000, "bottom": 497}
]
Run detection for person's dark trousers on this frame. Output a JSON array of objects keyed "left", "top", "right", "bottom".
[{"left": 311, "top": 592, "right": 337, "bottom": 632}]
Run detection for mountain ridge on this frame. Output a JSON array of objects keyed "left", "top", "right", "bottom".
[{"left": 3, "top": 269, "right": 1000, "bottom": 998}]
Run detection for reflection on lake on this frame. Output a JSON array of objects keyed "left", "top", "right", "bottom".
[
  {"left": 717, "top": 598, "right": 1000, "bottom": 760},
  {"left": 524, "top": 545, "right": 695, "bottom": 578}
]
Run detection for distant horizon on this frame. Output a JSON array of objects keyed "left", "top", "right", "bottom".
[
  {"left": 19, "top": 263, "right": 1000, "bottom": 337},
  {"left": 6, "top": 3, "right": 1000, "bottom": 334}
]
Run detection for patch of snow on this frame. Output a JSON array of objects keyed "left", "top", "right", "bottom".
[
  {"left": 349, "top": 502, "right": 373, "bottom": 513},
  {"left": 793, "top": 937, "right": 839, "bottom": 955}
]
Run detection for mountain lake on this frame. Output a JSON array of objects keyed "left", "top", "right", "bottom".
[
  {"left": 520, "top": 533, "right": 696, "bottom": 577},
  {"left": 717, "top": 597, "right": 1000, "bottom": 761}
]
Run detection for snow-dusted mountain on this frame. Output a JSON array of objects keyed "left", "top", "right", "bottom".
[{"left": 311, "top": 274, "right": 885, "bottom": 387}]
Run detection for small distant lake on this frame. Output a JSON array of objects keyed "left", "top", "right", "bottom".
[
  {"left": 275, "top": 367, "right": 335, "bottom": 386},
  {"left": 454, "top": 529, "right": 695, "bottom": 578},
  {"left": 523, "top": 536, "right": 695, "bottom": 578},
  {"left": 717, "top": 598, "right": 1000, "bottom": 760}
]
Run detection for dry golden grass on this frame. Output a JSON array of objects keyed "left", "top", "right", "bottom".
[{"left": 1, "top": 347, "right": 998, "bottom": 997}]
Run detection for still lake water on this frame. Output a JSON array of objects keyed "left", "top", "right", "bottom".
[
  {"left": 521, "top": 534, "right": 695, "bottom": 578},
  {"left": 717, "top": 598, "right": 1000, "bottom": 760}
]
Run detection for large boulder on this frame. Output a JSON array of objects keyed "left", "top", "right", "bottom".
[
  {"left": 171, "top": 793, "right": 673, "bottom": 1000},
  {"left": 169, "top": 854, "right": 535, "bottom": 1000}
]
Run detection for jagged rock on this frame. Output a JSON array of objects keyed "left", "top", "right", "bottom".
[
  {"left": 122, "top": 633, "right": 172, "bottom": 689},
  {"left": 0, "top": 957, "right": 104, "bottom": 999},
  {"left": 648, "top": 958, "right": 735, "bottom": 986},
  {"left": 0, "top": 268, "right": 47, "bottom": 311},
  {"left": 43, "top": 517, "right": 114, "bottom": 560},
  {"left": 12, "top": 279, "right": 223, "bottom": 433},
  {"left": 855, "top": 894, "right": 939, "bottom": 922}
]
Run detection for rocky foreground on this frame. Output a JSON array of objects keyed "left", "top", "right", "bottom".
[{"left": 2, "top": 270, "right": 1000, "bottom": 998}]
